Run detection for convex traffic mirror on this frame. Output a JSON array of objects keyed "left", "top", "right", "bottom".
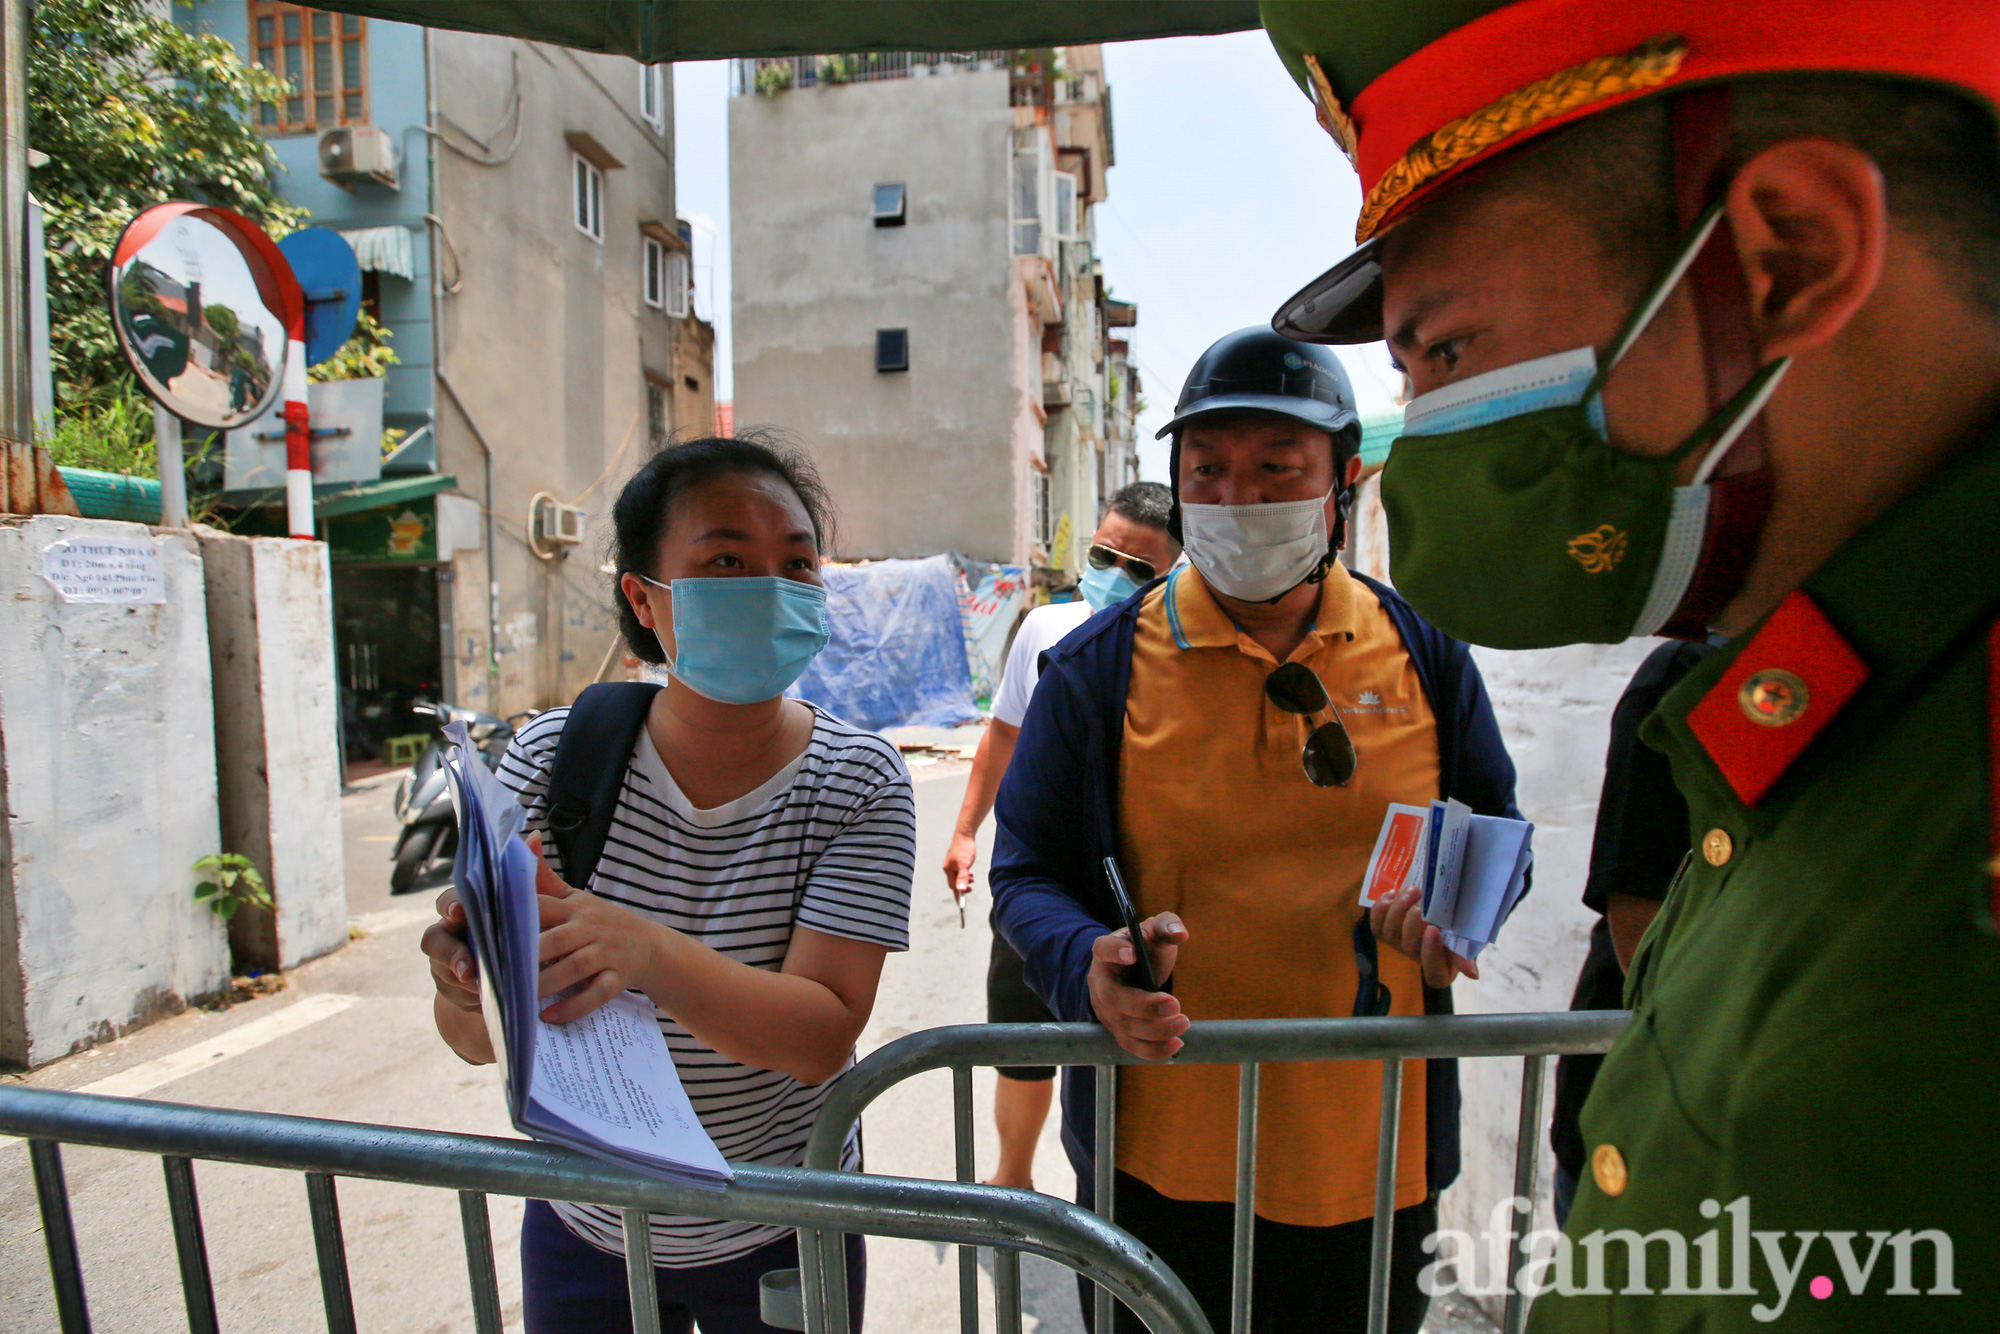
[{"left": 108, "top": 203, "right": 302, "bottom": 430}]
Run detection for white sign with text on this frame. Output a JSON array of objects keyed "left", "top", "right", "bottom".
[{"left": 41, "top": 537, "right": 166, "bottom": 605}]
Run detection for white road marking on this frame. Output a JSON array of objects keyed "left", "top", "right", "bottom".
[
  {"left": 352, "top": 902, "right": 444, "bottom": 935},
  {"left": 2, "top": 993, "right": 361, "bottom": 1146}
]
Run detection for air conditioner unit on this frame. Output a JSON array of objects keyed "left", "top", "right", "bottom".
[
  {"left": 532, "top": 496, "right": 587, "bottom": 548},
  {"left": 319, "top": 126, "right": 399, "bottom": 189}
]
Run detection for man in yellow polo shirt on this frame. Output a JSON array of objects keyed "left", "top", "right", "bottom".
[{"left": 991, "top": 327, "right": 1524, "bottom": 1333}]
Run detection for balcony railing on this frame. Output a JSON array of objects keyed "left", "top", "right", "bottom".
[{"left": 731, "top": 52, "right": 1015, "bottom": 97}]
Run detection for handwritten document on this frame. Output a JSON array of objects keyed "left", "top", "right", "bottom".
[{"left": 442, "top": 722, "right": 730, "bottom": 1187}]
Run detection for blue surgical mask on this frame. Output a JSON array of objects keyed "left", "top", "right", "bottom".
[
  {"left": 640, "top": 575, "right": 831, "bottom": 704},
  {"left": 1078, "top": 562, "right": 1140, "bottom": 612},
  {"left": 1400, "top": 345, "right": 1608, "bottom": 440}
]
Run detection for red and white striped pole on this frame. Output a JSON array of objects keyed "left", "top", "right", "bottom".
[{"left": 283, "top": 330, "right": 311, "bottom": 538}]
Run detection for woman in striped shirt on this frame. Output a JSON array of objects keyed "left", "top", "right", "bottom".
[{"left": 422, "top": 435, "right": 915, "bottom": 1333}]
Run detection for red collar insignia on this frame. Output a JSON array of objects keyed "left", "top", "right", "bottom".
[{"left": 1686, "top": 592, "right": 1871, "bottom": 807}]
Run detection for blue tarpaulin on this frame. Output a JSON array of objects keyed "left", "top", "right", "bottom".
[{"left": 792, "top": 554, "right": 983, "bottom": 732}]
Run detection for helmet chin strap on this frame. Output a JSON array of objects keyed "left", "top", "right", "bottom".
[{"left": 1656, "top": 85, "right": 1778, "bottom": 639}]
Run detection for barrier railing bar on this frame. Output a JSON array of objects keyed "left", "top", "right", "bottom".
[
  {"left": 29, "top": 1139, "right": 90, "bottom": 1334},
  {"left": 622, "top": 1208, "right": 664, "bottom": 1334},
  {"left": 162, "top": 1155, "right": 219, "bottom": 1334},
  {"left": 1092, "top": 1062, "right": 1117, "bottom": 1334},
  {"left": 995, "top": 1247, "right": 1023, "bottom": 1334},
  {"left": 1501, "top": 1054, "right": 1547, "bottom": 1334},
  {"left": 798, "top": 1223, "right": 833, "bottom": 1334},
  {"left": 804, "top": 1014, "right": 1628, "bottom": 1334},
  {"left": 1229, "top": 1063, "right": 1259, "bottom": 1334},
  {"left": 805, "top": 1012, "right": 1629, "bottom": 1175},
  {"left": 1364, "top": 1059, "right": 1403, "bottom": 1334},
  {"left": 304, "top": 1172, "right": 357, "bottom": 1334},
  {"left": 457, "top": 1190, "right": 503, "bottom": 1334},
  {"left": 953, "top": 1065, "right": 979, "bottom": 1334},
  {"left": 0, "top": 1085, "right": 1209, "bottom": 1334}
]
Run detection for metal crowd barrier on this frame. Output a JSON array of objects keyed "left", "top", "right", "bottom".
[
  {"left": 794, "top": 1011, "right": 1631, "bottom": 1334},
  {"left": 0, "top": 1083, "right": 1208, "bottom": 1334}
]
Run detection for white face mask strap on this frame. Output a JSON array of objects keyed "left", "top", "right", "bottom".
[
  {"left": 1603, "top": 200, "right": 1727, "bottom": 372},
  {"left": 1690, "top": 357, "right": 1791, "bottom": 486},
  {"left": 636, "top": 573, "right": 675, "bottom": 668}
]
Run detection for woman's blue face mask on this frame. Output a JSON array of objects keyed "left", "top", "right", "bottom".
[{"left": 640, "top": 574, "right": 830, "bottom": 704}]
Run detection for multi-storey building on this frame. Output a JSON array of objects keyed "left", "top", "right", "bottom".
[
  {"left": 185, "top": 1, "right": 717, "bottom": 752},
  {"left": 729, "top": 47, "right": 1136, "bottom": 574}
]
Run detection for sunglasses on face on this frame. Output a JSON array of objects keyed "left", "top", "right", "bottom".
[
  {"left": 1086, "top": 543, "right": 1157, "bottom": 585},
  {"left": 1264, "top": 662, "right": 1359, "bottom": 788}
]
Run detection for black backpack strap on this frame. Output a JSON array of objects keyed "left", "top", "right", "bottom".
[{"left": 545, "top": 682, "right": 662, "bottom": 889}]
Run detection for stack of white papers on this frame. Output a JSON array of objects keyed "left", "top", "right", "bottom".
[
  {"left": 1359, "top": 798, "right": 1533, "bottom": 961},
  {"left": 441, "top": 722, "right": 731, "bottom": 1188}
]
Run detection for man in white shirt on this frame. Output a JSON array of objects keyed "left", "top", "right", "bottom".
[{"left": 943, "top": 481, "right": 1180, "bottom": 1188}]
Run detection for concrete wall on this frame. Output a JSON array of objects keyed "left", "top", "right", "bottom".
[
  {"left": 731, "top": 72, "right": 1022, "bottom": 562},
  {"left": 1348, "top": 477, "right": 1655, "bottom": 1314},
  {"left": 198, "top": 530, "right": 347, "bottom": 972},
  {"left": 432, "top": 34, "right": 684, "bottom": 713},
  {"left": 0, "top": 518, "right": 228, "bottom": 1067}
]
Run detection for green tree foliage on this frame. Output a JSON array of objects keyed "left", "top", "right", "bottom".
[
  {"left": 309, "top": 309, "right": 398, "bottom": 383},
  {"left": 28, "top": 0, "right": 308, "bottom": 417}
]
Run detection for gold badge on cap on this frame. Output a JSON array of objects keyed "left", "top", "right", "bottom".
[
  {"left": 1566, "top": 525, "right": 1629, "bottom": 573},
  {"left": 1357, "top": 36, "right": 1687, "bottom": 241},
  {"left": 1303, "top": 54, "right": 1360, "bottom": 168},
  {"left": 1738, "top": 668, "right": 1810, "bottom": 727}
]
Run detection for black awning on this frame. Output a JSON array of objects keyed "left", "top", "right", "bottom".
[{"left": 304, "top": 1, "right": 1262, "bottom": 62}]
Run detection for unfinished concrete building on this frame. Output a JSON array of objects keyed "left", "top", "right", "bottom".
[{"left": 730, "top": 48, "right": 1137, "bottom": 572}]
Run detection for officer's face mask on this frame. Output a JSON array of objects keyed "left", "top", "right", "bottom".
[
  {"left": 1378, "top": 199, "right": 1791, "bottom": 650},
  {"left": 638, "top": 574, "right": 831, "bottom": 704},
  {"left": 1179, "top": 488, "right": 1335, "bottom": 603},
  {"left": 1078, "top": 561, "right": 1141, "bottom": 612}
]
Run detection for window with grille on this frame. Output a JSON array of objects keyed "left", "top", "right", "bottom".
[
  {"left": 643, "top": 237, "right": 665, "bottom": 308},
  {"left": 639, "top": 65, "right": 665, "bottom": 132},
  {"left": 1033, "top": 470, "right": 1052, "bottom": 547},
  {"left": 573, "top": 154, "right": 604, "bottom": 242},
  {"left": 1054, "top": 173, "right": 1078, "bottom": 240},
  {"left": 1011, "top": 146, "right": 1042, "bottom": 256},
  {"left": 250, "top": 3, "right": 367, "bottom": 133},
  {"left": 665, "top": 251, "right": 690, "bottom": 318}
]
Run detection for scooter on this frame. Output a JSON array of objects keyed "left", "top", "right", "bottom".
[{"left": 389, "top": 702, "right": 532, "bottom": 895}]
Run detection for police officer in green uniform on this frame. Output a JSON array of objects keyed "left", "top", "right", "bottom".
[{"left": 1256, "top": 0, "right": 2000, "bottom": 1328}]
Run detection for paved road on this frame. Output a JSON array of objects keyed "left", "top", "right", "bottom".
[{"left": 1, "top": 762, "right": 1494, "bottom": 1334}]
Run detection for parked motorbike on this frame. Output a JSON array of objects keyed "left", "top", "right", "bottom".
[{"left": 389, "top": 702, "right": 534, "bottom": 895}]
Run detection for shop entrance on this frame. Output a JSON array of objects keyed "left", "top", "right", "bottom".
[{"left": 333, "top": 563, "right": 444, "bottom": 766}]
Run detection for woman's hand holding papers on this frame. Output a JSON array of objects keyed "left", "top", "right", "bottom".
[
  {"left": 535, "top": 884, "right": 664, "bottom": 1024},
  {"left": 423, "top": 887, "right": 496, "bottom": 1065},
  {"left": 425, "top": 888, "right": 481, "bottom": 1011},
  {"left": 422, "top": 833, "right": 577, "bottom": 1064},
  {"left": 1371, "top": 884, "right": 1479, "bottom": 989},
  {"left": 513, "top": 839, "right": 887, "bottom": 1086}
]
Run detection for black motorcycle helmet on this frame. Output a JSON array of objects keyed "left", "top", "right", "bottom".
[{"left": 1160, "top": 326, "right": 1364, "bottom": 556}]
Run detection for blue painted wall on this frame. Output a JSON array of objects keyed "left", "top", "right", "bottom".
[{"left": 183, "top": 1, "right": 435, "bottom": 431}]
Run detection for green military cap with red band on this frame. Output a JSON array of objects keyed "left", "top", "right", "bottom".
[{"left": 1260, "top": 0, "right": 2000, "bottom": 343}]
